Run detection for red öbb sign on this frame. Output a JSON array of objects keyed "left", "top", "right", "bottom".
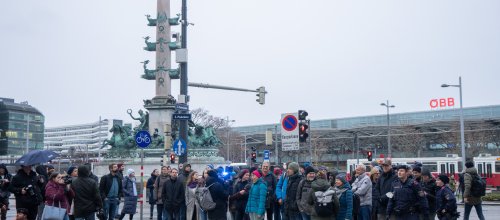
[{"left": 430, "top": 98, "right": 455, "bottom": 109}]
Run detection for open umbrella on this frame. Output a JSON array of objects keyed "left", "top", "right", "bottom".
[{"left": 15, "top": 150, "right": 59, "bottom": 166}]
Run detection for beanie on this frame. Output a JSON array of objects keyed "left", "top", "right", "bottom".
[
  {"left": 127, "top": 169, "right": 135, "bottom": 176},
  {"left": 437, "top": 175, "right": 449, "bottom": 184},
  {"left": 304, "top": 166, "right": 316, "bottom": 175},
  {"left": 421, "top": 169, "right": 432, "bottom": 177},
  {"left": 252, "top": 170, "right": 262, "bottom": 178},
  {"left": 67, "top": 166, "right": 76, "bottom": 175},
  {"left": 288, "top": 162, "right": 299, "bottom": 174},
  {"left": 413, "top": 166, "right": 422, "bottom": 173},
  {"left": 336, "top": 174, "right": 347, "bottom": 184}
]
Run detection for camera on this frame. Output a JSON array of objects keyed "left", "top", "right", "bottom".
[
  {"left": 24, "top": 185, "right": 35, "bottom": 197},
  {"left": 63, "top": 176, "right": 72, "bottom": 185}
]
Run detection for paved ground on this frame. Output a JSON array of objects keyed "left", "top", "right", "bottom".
[{"left": 6, "top": 201, "right": 500, "bottom": 220}]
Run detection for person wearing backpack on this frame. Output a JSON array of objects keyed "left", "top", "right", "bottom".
[
  {"left": 334, "top": 174, "right": 353, "bottom": 220},
  {"left": 246, "top": 170, "right": 267, "bottom": 220},
  {"left": 205, "top": 169, "right": 227, "bottom": 220},
  {"left": 308, "top": 170, "right": 339, "bottom": 220},
  {"left": 463, "top": 161, "right": 485, "bottom": 220},
  {"left": 351, "top": 164, "right": 372, "bottom": 220},
  {"left": 297, "top": 166, "right": 317, "bottom": 220}
]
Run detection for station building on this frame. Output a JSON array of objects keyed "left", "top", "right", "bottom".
[{"left": 0, "top": 97, "right": 45, "bottom": 155}]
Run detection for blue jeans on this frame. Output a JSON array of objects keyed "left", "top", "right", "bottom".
[
  {"left": 300, "top": 213, "right": 310, "bottom": 220},
  {"left": 75, "top": 213, "right": 96, "bottom": 220},
  {"left": 180, "top": 203, "right": 187, "bottom": 220},
  {"left": 358, "top": 205, "right": 371, "bottom": 220},
  {"left": 163, "top": 208, "right": 180, "bottom": 220},
  {"left": 286, "top": 213, "right": 302, "bottom": 220},
  {"left": 464, "top": 203, "right": 485, "bottom": 220},
  {"left": 104, "top": 198, "right": 119, "bottom": 220},
  {"left": 199, "top": 207, "right": 207, "bottom": 220}
]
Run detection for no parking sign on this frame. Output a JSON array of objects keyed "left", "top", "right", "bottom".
[{"left": 281, "top": 113, "right": 299, "bottom": 151}]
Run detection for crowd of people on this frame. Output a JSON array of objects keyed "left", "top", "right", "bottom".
[{"left": 0, "top": 158, "right": 488, "bottom": 220}]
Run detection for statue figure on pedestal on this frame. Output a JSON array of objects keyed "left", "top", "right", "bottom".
[{"left": 127, "top": 109, "right": 149, "bottom": 132}]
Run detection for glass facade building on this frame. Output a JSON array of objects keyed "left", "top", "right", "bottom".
[{"left": 0, "top": 97, "right": 45, "bottom": 155}]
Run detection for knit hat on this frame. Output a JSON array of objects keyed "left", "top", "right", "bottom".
[
  {"left": 465, "top": 161, "right": 474, "bottom": 168},
  {"left": 336, "top": 174, "right": 347, "bottom": 184},
  {"left": 380, "top": 158, "right": 392, "bottom": 166},
  {"left": 288, "top": 162, "right": 299, "bottom": 174},
  {"left": 127, "top": 169, "right": 135, "bottom": 176},
  {"left": 239, "top": 169, "right": 249, "bottom": 178},
  {"left": 437, "top": 175, "right": 449, "bottom": 184},
  {"left": 273, "top": 168, "right": 282, "bottom": 176},
  {"left": 304, "top": 166, "right": 316, "bottom": 175},
  {"left": 67, "top": 166, "right": 76, "bottom": 175},
  {"left": 207, "top": 164, "right": 215, "bottom": 170},
  {"left": 421, "top": 169, "right": 432, "bottom": 177},
  {"left": 252, "top": 170, "right": 262, "bottom": 178},
  {"left": 413, "top": 166, "right": 422, "bottom": 173}
]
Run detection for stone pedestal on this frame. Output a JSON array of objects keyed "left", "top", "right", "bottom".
[{"left": 145, "top": 97, "right": 175, "bottom": 135}]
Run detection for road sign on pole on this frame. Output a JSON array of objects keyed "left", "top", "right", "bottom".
[
  {"left": 173, "top": 113, "right": 192, "bottom": 120},
  {"left": 135, "top": 131, "right": 152, "bottom": 148},
  {"left": 281, "top": 113, "right": 299, "bottom": 151},
  {"left": 263, "top": 150, "right": 270, "bottom": 161},
  {"left": 172, "top": 138, "right": 187, "bottom": 156}
]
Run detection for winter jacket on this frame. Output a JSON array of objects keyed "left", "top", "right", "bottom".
[
  {"left": 436, "top": 185, "right": 457, "bottom": 214},
  {"left": 8, "top": 168, "right": 42, "bottom": 208},
  {"left": 375, "top": 169, "right": 396, "bottom": 214},
  {"left": 154, "top": 174, "right": 170, "bottom": 204},
  {"left": 206, "top": 175, "right": 227, "bottom": 220},
  {"left": 0, "top": 164, "right": 12, "bottom": 203},
  {"left": 147, "top": 175, "right": 157, "bottom": 204},
  {"left": 71, "top": 165, "right": 102, "bottom": 218},
  {"left": 45, "top": 180, "right": 72, "bottom": 213},
  {"left": 297, "top": 178, "right": 316, "bottom": 215},
  {"left": 229, "top": 179, "right": 250, "bottom": 212},
  {"left": 335, "top": 182, "right": 353, "bottom": 220},
  {"left": 162, "top": 177, "right": 185, "bottom": 211},
  {"left": 352, "top": 173, "right": 372, "bottom": 207},
  {"left": 464, "top": 167, "right": 482, "bottom": 205},
  {"left": 421, "top": 178, "right": 438, "bottom": 212},
  {"left": 246, "top": 178, "right": 267, "bottom": 215},
  {"left": 276, "top": 174, "right": 288, "bottom": 201},
  {"left": 386, "top": 177, "right": 429, "bottom": 216},
  {"left": 371, "top": 179, "right": 379, "bottom": 216},
  {"left": 121, "top": 176, "right": 138, "bottom": 214},
  {"left": 185, "top": 183, "right": 199, "bottom": 220},
  {"left": 35, "top": 165, "right": 48, "bottom": 201},
  {"left": 307, "top": 179, "right": 340, "bottom": 220},
  {"left": 284, "top": 173, "right": 302, "bottom": 216},
  {"left": 262, "top": 172, "right": 277, "bottom": 207},
  {"left": 99, "top": 173, "right": 123, "bottom": 200}
]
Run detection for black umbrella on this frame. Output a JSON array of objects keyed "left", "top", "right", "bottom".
[{"left": 15, "top": 150, "right": 59, "bottom": 166}]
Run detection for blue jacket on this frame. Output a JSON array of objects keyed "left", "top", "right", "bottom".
[
  {"left": 276, "top": 174, "right": 288, "bottom": 201},
  {"left": 436, "top": 185, "right": 457, "bottom": 213},
  {"left": 336, "top": 182, "right": 353, "bottom": 220},
  {"left": 246, "top": 178, "right": 267, "bottom": 215},
  {"left": 387, "top": 177, "right": 429, "bottom": 216}
]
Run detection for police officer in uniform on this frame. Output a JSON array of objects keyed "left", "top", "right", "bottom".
[
  {"left": 435, "top": 175, "right": 459, "bottom": 220},
  {"left": 386, "top": 165, "right": 429, "bottom": 220}
]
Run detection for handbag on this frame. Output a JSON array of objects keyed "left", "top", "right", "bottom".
[{"left": 42, "top": 195, "right": 66, "bottom": 220}]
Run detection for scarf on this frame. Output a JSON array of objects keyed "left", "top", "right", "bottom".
[
  {"left": 188, "top": 181, "right": 197, "bottom": 189},
  {"left": 334, "top": 186, "right": 347, "bottom": 199}
]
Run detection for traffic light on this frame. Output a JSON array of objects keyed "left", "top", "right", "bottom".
[
  {"left": 299, "top": 122, "right": 309, "bottom": 142},
  {"left": 170, "top": 153, "right": 175, "bottom": 164},
  {"left": 298, "top": 110, "right": 308, "bottom": 120},
  {"left": 256, "top": 86, "right": 266, "bottom": 105},
  {"left": 251, "top": 152, "right": 257, "bottom": 163},
  {"left": 367, "top": 151, "right": 373, "bottom": 161}
]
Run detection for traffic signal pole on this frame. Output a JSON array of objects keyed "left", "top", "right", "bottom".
[{"left": 178, "top": 0, "right": 188, "bottom": 164}]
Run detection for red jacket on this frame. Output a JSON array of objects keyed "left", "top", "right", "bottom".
[{"left": 45, "top": 181, "right": 73, "bottom": 213}]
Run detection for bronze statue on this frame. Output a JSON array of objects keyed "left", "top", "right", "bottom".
[{"left": 127, "top": 109, "right": 149, "bottom": 132}]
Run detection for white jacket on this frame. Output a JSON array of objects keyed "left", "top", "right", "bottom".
[{"left": 352, "top": 173, "right": 372, "bottom": 206}]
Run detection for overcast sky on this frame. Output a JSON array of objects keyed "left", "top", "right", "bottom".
[{"left": 1, "top": 1, "right": 499, "bottom": 127}]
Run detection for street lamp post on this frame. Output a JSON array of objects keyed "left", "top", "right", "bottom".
[
  {"left": 442, "top": 76, "right": 466, "bottom": 171},
  {"left": 380, "top": 101, "right": 395, "bottom": 158},
  {"left": 225, "top": 117, "right": 235, "bottom": 162}
]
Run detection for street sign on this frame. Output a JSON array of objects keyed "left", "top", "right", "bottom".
[
  {"left": 175, "top": 103, "right": 189, "bottom": 111},
  {"left": 263, "top": 150, "right": 270, "bottom": 161},
  {"left": 281, "top": 113, "right": 299, "bottom": 151},
  {"left": 172, "top": 138, "right": 187, "bottom": 156},
  {"left": 173, "top": 113, "right": 191, "bottom": 120},
  {"left": 135, "top": 130, "right": 152, "bottom": 148}
]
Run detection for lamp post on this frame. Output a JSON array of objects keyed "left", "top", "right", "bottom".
[
  {"left": 442, "top": 76, "right": 466, "bottom": 171},
  {"left": 225, "top": 117, "right": 235, "bottom": 162},
  {"left": 380, "top": 100, "right": 395, "bottom": 158}
]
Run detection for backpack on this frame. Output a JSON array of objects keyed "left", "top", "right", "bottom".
[
  {"left": 470, "top": 174, "right": 486, "bottom": 197},
  {"left": 195, "top": 183, "right": 216, "bottom": 211},
  {"left": 314, "top": 187, "right": 338, "bottom": 217}
]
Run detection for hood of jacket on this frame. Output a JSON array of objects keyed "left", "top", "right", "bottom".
[
  {"left": 311, "top": 179, "right": 330, "bottom": 191},
  {"left": 205, "top": 175, "right": 220, "bottom": 186},
  {"left": 35, "top": 165, "right": 47, "bottom": 177},
  {"left": 465, "top": 167, "right": 478, "bottom": 175},
  {"left": 77, "top": 165, "right": 90, "bottom": 178},
  {"left": 0, "top": 164, "right": 9, "bottom": 176}
]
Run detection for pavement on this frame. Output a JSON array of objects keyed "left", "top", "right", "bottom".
[{"left": 6, "top": 201, "right": 500, "bottom": 220}]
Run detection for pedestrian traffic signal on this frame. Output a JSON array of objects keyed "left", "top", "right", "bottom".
[
  {"left": 299, "top": 122, "right": 309, "bottom": 142},
  {"left": 256, "top": 86, "right": 266, "bottom": 105},
  {"left": 298, "top": 110, "right": 308, "bottom": 120},
  {"left": 251, "top": 152, "right": 256, "bottom": 163},
  {"left": 170, "top": 153, "right": 175, "bottom": 164},
  {"left": 367, "top": 151, "right": 373, "bottom": 161}
]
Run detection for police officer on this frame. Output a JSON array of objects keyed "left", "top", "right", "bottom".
[
  {"left": 435, "top": 175, "right": 459, "bottom": 220},
  {"left": 386, "top": 165, "right": 429, "bottom": 220}
]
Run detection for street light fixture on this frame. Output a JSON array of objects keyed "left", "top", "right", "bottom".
[
  {"left": 442, "top": 76, "right": 466, "bottom": 171},
  {"left": 380, "top": 101, "right": 395, "bottom": 158}
]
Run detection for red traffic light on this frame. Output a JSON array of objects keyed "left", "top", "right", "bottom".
[{"left": 368, "top": 151, "right": 372, "bottom": 156}]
